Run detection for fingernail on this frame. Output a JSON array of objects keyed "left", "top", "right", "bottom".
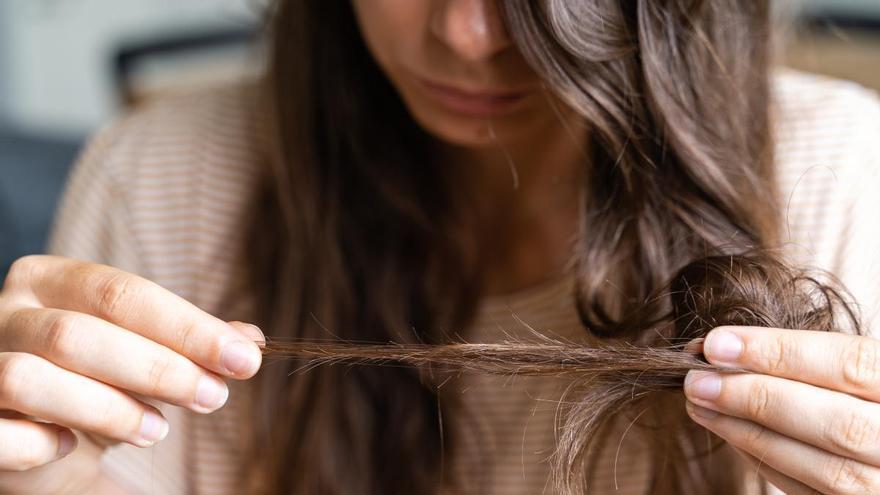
[
  {"left": 240, "top": 323, "right": 266, "bottom": 348},
  {"left": 56, "top": 430, "right": 77, "bottom": 458},
  {"left": 685, "top": 370, "right": 722, "bottom": 401},
  {"left": 194, "top": 375, "right": 229, "bottom": 412},
  {"left": 220, "top": 341, "right": 261, "bottom": 376},
  {"left": 705, "top": 329, "right": 743, "bottom": 363},
  {"left": 138, "top": 410, "right": 169, "bottom": 446},
  {"left": 686, "top": 401, "right": 720, "bottom": 420}
]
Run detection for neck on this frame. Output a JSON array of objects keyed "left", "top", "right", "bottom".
[{"left": 443, "top": 117, "right": 589, "bottom": 295}]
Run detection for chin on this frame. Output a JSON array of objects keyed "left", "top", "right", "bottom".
[{"left": 409, "top": 107, "right": 538, "bottom": 149}]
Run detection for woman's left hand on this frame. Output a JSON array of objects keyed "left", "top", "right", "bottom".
[{"left": 684, "top": 326, "right": 880, "bottom": 494}]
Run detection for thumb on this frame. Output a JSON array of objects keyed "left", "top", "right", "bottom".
[{"left": 683, "top": 337, "right": 705, "bottom": 355}]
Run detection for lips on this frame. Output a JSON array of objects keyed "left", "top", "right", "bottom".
[{"left": 416, "top": 77, "right": 533, "bottom": 117}]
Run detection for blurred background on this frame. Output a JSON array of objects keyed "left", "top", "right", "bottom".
[{"left": 0, "top": 0, "right": 878, "bottom": 277}]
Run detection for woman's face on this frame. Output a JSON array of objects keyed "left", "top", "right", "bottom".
[{"left": 352, "top": 0, "right": 562, "bottom": 148}]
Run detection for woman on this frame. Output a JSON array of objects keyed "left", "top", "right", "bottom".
[{"left": 1, "top": 0, "right": 879, "bottom": 493}]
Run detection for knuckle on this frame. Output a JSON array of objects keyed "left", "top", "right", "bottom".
[
  {"left": 744, "top": 378, "right": 773, "bottom": 419},
  {"left": 0, "top": 354, "right": 33, "bottom": 405},
  {"left": 175, "top": 319, "right": 203, "bottom": 358},
  {"left": 43, "top": 314, "right": 85, "bottom": 361},
  {"left": 753, "top": 334, "right": 795, "bottom": 375},
  {"left": 145, "top": 355, "right": 176, "bottom": 398},
  {"left": 842, "top": 338, "right": 880, "bottom": 390},
  {"left": 827, "top": 410, "right": 880, "bottom": 458},
  {"left": 740, "top": 422, "right": 771, "bottom": 450},
  {"left": 91, "top": 271, "right": 133, "bottom": 318},
  {"left": 825, "top": 457, "right": 879, "bottom": 494}
]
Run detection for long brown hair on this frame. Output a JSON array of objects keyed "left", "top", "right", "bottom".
[{"left": 245, "top": 1, "right": 779, "bottom": 493}]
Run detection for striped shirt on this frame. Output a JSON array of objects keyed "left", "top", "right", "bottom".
[{"left": 48, "top": 69, "right": 880, "bottom": 495}]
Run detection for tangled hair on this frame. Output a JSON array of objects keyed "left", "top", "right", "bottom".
[
  {"left": 501, "top": 0, "right": 780, "bottom": 333},
  {"left": 244, "top": 1, "right": 799, "bottom": 494},
  {"left": 260, "top": 252, "right": 861, "bottom": 494}
]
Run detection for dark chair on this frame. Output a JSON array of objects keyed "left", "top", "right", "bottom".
[
  {"left": 0, "top": 129, "right": 82, "bottom": 274},
  {"left": 113, "top": 27, "right": 257, "bottom": 107}
]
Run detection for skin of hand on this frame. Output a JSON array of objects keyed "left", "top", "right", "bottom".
[
  {"left": 0, "top": 255, "right": 264, "bottom": 479},
  {"left": 685, "top": 326, "right": 880, "bottom": 494}
]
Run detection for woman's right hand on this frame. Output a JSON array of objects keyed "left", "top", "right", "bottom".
[{"left": 0, "top": 255, "right": 264, "bottom": 473}]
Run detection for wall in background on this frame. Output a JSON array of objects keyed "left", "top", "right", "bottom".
[
  {"left": 0, "top": 0, "right": 261, "bottom": 139},
  {"left": 804, "top": 0, "right": 880, "bottom": 15},
  {"left": 784, "top": 0, "right": 880, "bottom": 93},
  {"left": 0, "top": 4, "right": 10, "bottom": 126}
]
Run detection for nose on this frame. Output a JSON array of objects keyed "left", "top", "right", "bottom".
[{"left": 430, "top": 0, "right": 512, "bottom": 62}]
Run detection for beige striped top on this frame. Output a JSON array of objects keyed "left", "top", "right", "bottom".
[{"left": 48, "top": 69, "right": 880, "bottom": 495}]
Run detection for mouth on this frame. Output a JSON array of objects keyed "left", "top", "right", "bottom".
[{"left": 415, "top": 76, "right": 534, "bottom": 117}]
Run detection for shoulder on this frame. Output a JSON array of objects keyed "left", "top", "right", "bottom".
[
  {"left": 88, "top": 82, "right": 266, "bottom": 192},
  {"left": 772, "top": 68, "right": 880, "bottom": 186},
  {"left": 771, "top": 68, "right": 880, "bottom": 242},
  {"left": 49, "top": 82, "right": 266, "bottom": 307},
  {"left": 772, "top": 67, "right": 880, "bottom": 117}
]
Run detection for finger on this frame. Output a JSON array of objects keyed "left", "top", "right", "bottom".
[
  {"left": 228, "top": 321, "right": 265, "bottom": 348},
  {"left": 2, "top": 307, "right": 229, "bottom": 413},
  {"left": 0, "top": 419, "right": 77, "bottom": 471},
  {"left": 686, "top": 401, "right": 880, "bottom": 494},
  {"left": 731, "top": 446, "right": 821, "bottom": 495},
  {"left": 0, "top": 352, "right": 169, "bottom": 447},
  {"left": 7, "top": 256, "right": 262, "bottom": 379},
  {"left": 684, "top": 370, "right": 880, "bottom": 466},
  {"left": 701, "top": 326, "right": 880, "bottom": 402}
]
